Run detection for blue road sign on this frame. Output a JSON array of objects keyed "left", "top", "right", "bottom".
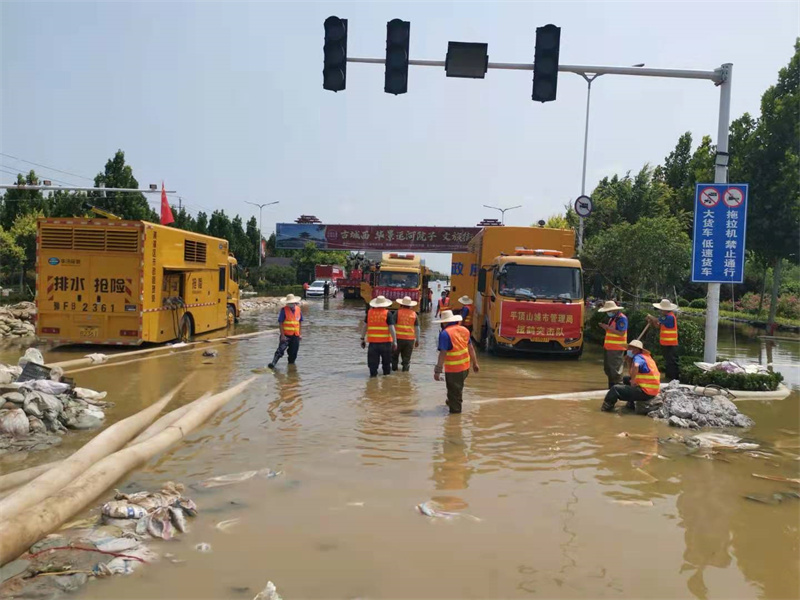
[{"left": 691, "top": 183, "right": 748, "bottom": 283}]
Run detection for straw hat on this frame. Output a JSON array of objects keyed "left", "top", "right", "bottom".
[
  {"left": 628, "top": 339, "right": 645, "bottom": 351},
  {"left": 369, "top": 295, "right": 393, "bottom": 308},
  {"left": 597, "top": 300, "right": 624, "bottom": 313},
  {"left": 282, "top": 294, "right": 301, "bottom": 305},
  {"left": 397, "top": 296, "right": 418, "bottom": 307},
  {"left": 458, "top": 296, "right": 473, "bottom": 305},
  {"left": 652, "top": 298, "right": 678, "bottom": 311},
  {"left": 433, "top": 309, "right": 463, "bottom": 324}
]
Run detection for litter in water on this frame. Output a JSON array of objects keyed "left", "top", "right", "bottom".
[
  {"left": 416, "top": 501, "right": 481, "bottom": 522},
  {"left": 744, "top": 491, "right": 800, "bottom": 505},
  {"left": 194, "top": 543, "right": 212, "bottom": 553},
  {"left": 215, "top": 518, "right": 241, "bottom": 533},
  {"left": 611, "top": 499, "right": 654, "bottom": 507},
  {"left": 253, "top": 580, "right": 283, "bottom": 600}
]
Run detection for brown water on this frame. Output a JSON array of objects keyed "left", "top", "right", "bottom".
[{"left": 1, "top": 299, "right": 798, "bottom": 599}]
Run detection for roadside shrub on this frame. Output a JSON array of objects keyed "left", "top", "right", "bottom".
[
  {"left": 678, "top": 298, "right": 689, "bottom": 307},
  {"left": 680, "top": 365, "right": 784, "bottom": 391},
  {"left": 689, "top": 299, "right": 707, "bottom": 309},
  {"left": 777, "top": 295, "right": 800, "bottom": 320}
]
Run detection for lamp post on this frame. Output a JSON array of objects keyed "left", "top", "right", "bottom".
[
  {"left": 245, "top": 201, "right": 280, "bottom": 266},
  {"left": 576, "top": 63, "right": 644, "bottom": 252},
  {"left": 483, "top": 204, "right": 521, "bottom": 225}
]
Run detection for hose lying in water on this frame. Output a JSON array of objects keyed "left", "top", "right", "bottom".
[
  {"left": 0, "top": 396, "right": 203, "bottom": 494},
  {"left": 0, "top": 379, "right": 188, "bottom": 522},
  {"left": 474, "top": 383, "right": 792, "bottom": 405},
  {"left": 0, "top": 376, "right": 256, "bottom": 567},
  {"left": 48, "top": 330, "right": 275, "bottom": 371}
]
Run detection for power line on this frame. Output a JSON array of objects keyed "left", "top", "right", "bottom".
[
  {"left": 0, "top": 152, "right": 94, "bottom": 182},
  {"left": 0, "top": 166, "right": 75, "bottom": 186}
]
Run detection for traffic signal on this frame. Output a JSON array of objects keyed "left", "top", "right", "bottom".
[
  {"left": 323, "top": 16, "right": 348, "bottom": 92},
  {"left": 531, "top": 24, "right": 561, "bottom": 102},
  {"left": 384, "top": 19, "right": 410, "bottom": 95}
]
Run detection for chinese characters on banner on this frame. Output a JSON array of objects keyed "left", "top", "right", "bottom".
[
  {"left": 372, "top": 287, "right": 420, "bottom": 301},
  {"left": 499, "top": 301, "right": 582, "bottom": 339},
  {"left": 691, "top": 184, "right": 748, "bottom": 283},
  {"left": 275, "top": 223, "right": 481, "bottom": 251}
]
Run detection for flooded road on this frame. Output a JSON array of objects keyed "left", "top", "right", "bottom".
[{"left": 1, "top": 298, "right": 798, "bottom": 599}]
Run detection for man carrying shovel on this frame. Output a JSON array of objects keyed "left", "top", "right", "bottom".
[{"left": 647, "top": 298, "right": 680, "bottom": 382}]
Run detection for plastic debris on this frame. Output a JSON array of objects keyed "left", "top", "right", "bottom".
[
  {"left": 416, "top": 501, "right": 481, "bottom": 522},
  {"left": 649, "top": 381, "right": 755, "bottom": 429},
  {"left": 202, "top": 349, "right": 218, "bottom": 358},
  {"left": 611, "top": 499, "right": 654, "bottom": 507},
  {"left": 752, "top": 473, "right": 800, "bottom": 485},
  {"left": 253, "top": 581, "right": 283, "bottom": 600},
  {"left": 18, "top": 348, "right": 44, "bottom": 368},
  {"left": 215, "top": 518, "right": 241, "bottom": 533},
  {"left": 194, "top": 542, "right": 212, "bottom": 553},
  {"left": 102, "top": 501, "right": 147, "bottom": 520},
  {"left": 195, "top": 468, "right": 281, "bottom": 489},
  {"left": 84, "top": 353, "right": 108, "bottom": 364}
]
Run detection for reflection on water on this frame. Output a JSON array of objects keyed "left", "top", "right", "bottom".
[{"left": 0, "top": 302, "right": 797, "bottom": 599}]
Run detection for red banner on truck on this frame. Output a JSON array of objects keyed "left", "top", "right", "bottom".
[
  {"left": 499, "top": 301, "right": 582, "bottom": 340},
  {"left": 372, "top": 286, "right": 421, "bottom": 301},
  {"left": 276, "top": 223, "right": 480, "bottom": 252}
]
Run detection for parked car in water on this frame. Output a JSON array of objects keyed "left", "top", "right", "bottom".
[{"left": 306, "top": 279, "right": 337, "bottom": 298}]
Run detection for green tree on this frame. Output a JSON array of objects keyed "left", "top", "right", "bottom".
[
  {"left": 0, "top": 227, "right": 25, "bottom": 285},
  {"left": 195, "top": 211, "right": 209, "bottom": 235},
  {"left": 581, "top": 216, "right": 691, "bottom": 307},
  {"left": 542, "top": 214, "right": 569, "bottom": 229},
  {"left": 91, "top": 150, "right": 158, "bottom": 221},
  {"left": 50, "top": 190, "right": 89, "bottom": 218},
  {"left": 10, "top": 212, "right": 40, "bottom": 291},
  {"left": 230, "top": 215, "right": 254, "bottom": 266},
  {"left": 1, "top": 171, "right": 46, "bottom": 229},
  {"left": 743, "top": 40, "right": 800, "bottom": 327},
  {"left": 245, "top": 216, "right": 261, "bottom": 262},
  {"left": 172, "top": 207, "right": 195, "bottom": 231},
  {"left": 208, "top": 210, "right": 233, "bottom": 241}
]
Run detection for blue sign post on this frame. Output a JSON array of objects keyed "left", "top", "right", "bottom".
[{"left": 691, "top": 183, "right": 748, "bottom": 284}]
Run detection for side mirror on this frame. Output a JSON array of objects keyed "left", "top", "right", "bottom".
[{"left": 477, "top": 269, "right": 487, "bottom": 294}]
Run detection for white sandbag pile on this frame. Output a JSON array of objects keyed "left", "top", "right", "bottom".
[
  {"left": 0, "top": 302, "right": 36, "bottom": 339},
  {"left": 0, "top": 350, "right": 109, "bottom": 453},
  {"left": 649, "top": 380, "right": 755, "bottom": 429},
  {"left": 240, "top": 296, "right": 303, "bottom": 312}
]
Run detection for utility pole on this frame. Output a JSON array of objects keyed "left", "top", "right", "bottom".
[
  {"left": 245, "top": 201, "right": 280, "bottom": 267},
  {"left": 483, "top": 204, "right": 521, "bottom": 225}
]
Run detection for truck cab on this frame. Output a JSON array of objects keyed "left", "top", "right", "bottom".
[{"left": 227, "top": 254, "right": 241, "bottom": 324}]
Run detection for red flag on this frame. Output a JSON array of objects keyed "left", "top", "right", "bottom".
[{"left": 160, "top": 181, "right": 174, "bottom": 226}]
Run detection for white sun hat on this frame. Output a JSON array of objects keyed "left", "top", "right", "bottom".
[
  {"left": 652, "top": 298, "right": 679, "bottom": 311},
  {"left": 369, "top": 295, "right": 393, "bottom": 308},
  {"left": 433, "top": 309, "right": 463, "bottom": 324},
  {"left": 397, "top": 296, "right": 418, "bottom": 307},
  {"left": 598, "top": 300, "right": 624, "bottom": 313}
]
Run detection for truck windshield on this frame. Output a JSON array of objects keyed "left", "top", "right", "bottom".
[
  {"left": 378, "top": 270, "right": 419, "bottom": 288},
  {"left": 498, "top": 265, "right": 582, "bottom": 300}
]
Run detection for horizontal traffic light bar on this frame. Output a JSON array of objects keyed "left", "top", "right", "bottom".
[{"left": 346, "top": 57, "right": 724, "bottom": 83}]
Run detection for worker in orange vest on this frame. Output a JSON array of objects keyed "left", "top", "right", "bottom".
[
  {"left": 647, "top": 298, "right": 680, "bottom": 381},
  {"left": 392, "top": 296, "right": 421, "bottom": 372},
  {"left": 434, "top": 310, "right": 480, "bottom": 414},
  {"left": 458, "top": 295, "right": 474, "bottom": 333},
  {"left": 597, "top": 300, "right": 628, "bottom": 388},
  {"left": 435, "top": 290, "right": 450, "bottom": 317},
  {"left": 601, "top": 340, "right": 661, "bottom": 414},
  {"left": 359, "top": 295, "right": 397, "bottom": 377},
  {"left": 268, "top": 294, "right": 303, "bottom": 369}
]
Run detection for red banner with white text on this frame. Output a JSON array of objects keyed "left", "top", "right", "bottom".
[
  {"left": 499, "top": 301, "right": 582, "bottom": 340},
  {"left": 372, "top": 286, "right": 420, "bottom": 301}
]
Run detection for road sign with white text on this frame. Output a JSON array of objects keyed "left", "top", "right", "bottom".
[{"left": 691, "top": 183, "right": 748, "bottom": 283}]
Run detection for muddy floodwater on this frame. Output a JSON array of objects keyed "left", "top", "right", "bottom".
[{"left": 1, "top": 298, "right": 798, "bottom": 599}]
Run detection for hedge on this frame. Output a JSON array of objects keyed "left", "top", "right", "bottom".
[
  {"left": 680, "top": 365, "right": 784, "bottom": 391},
  {"left": 689, "top": 299, "right": 707, "bottom": 309},
  {"left": 678, "top": 298, "right": 689, "bottom": 307}
]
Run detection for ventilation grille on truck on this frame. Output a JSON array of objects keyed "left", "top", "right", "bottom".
[
  {"left": 40, "top": 227, "right": 139, "bottom": 253},
  {"left": 184, "top": 240, "right": 207, "bottom": 263}
]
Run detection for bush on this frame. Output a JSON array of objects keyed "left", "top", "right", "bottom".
[
  {"left": 678, "top": 298, "right": 689, "bottom": 307},
  {"left": 689, "top": 299, "right": 707, "bottom": 309},
  {"left": 680, "top": 365, "right": 784, "bottom": 391}
]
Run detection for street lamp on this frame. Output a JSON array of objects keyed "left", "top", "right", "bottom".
[
  {"left": 483, "top": 204, "right": 521, "bottom": 224},
  {"left": 245, "top": 201, "right": 280, "bottom": 266},
  {"left": 576, "top": 63, "right": 644, "bottom": 252}
]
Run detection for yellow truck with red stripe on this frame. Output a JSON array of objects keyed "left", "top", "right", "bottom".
[
  {"left": 36, "top": 218, "right": 240, "bottom": 346},
  {"left": 461, "top": 226, "right": 584, "bottom": 357}
]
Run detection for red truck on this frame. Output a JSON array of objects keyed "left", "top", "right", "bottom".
[
  {"left": 314, "top": 264, "right": 345, "bottom": 282},
  {"left": 337, "top": 268, "right": 363, "bottom": 300}
]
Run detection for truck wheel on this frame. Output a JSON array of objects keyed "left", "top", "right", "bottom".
[
  {"left": 179, "top": 314, "right": 193, "bottom": 342},
  {"left": 227, "top": 305, "right": 236, "bottom": 327},
  {"left": 487, "top": 331, "right": 498, "bottom": 356}
]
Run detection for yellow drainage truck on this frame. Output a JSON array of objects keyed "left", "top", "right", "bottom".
[
  {"left": 465, "top": 226, "right": 584, "bottom": 357},
  {"left": 360, "top": 252, "right": 429, "bottom": 313},
  {"left": 36, "top": 218, "right": 240, "bottom": 346}
]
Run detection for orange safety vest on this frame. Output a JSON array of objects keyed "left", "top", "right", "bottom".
[
  {"left": 282, "top": 306, "right": 301, "bottom": 337},
  {"left": 366, "top": 308, "right": 393, "bottom": 343},
  {"left": 633, "top": 350, "right": 661, "bottom": 396},
  {"left": 462, "top": 305, "right": 473, "bottom": 327},
  {"left": 396, "top": 308, "right": 417, "bottom": 341},
  {"left": 438, "top": 298, "right": 450, "bottom": 312},
  {"left": 603, "top": 314, "right": 628, "bottom": 351},
  {"left": 659, "top": 312, "right": 678, "bottom": 346},
  {"left": 443, "top": 325, "right": 471, "bottom": 373}
]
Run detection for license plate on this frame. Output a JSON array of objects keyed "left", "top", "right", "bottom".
[
  {"left": 79, "top": 327, "right": 99, "bottom": 339},
  {"left": 529, "top": 337, "right": 550, "bottom": 342}
]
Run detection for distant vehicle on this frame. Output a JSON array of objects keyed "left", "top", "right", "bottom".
[
  {"left": 360, "top": 253, "right": 431, "bottom": 313},
  {"left": 314, "top": 264, "right": 345, "bottom": 282},
  {"left": 306, "top": 279, "right": 337, "bottom": 298},
  {"left": 337, "top": 268, "right": 363, "bottom": 300}
]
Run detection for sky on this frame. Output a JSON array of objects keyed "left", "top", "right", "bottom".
[{"left": 1, "top": 1, "right": 798, "bottom": 273}]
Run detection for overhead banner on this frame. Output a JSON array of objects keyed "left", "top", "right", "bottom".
[{"left": 276, "top": 223, "right": 481, "bottom": 252}]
